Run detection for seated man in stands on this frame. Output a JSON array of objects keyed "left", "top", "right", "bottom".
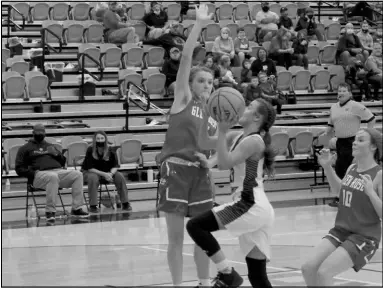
[
  {"left": 102, "top": 2, "right": 137, "bottom": 44},
  {"left": 337, "top": 23, "right": 370, "bottom": 66},
  {"left": 15, "top": 124, "right": 89, "bottom": 221},
  {"left": 356, "top": 21, "right": 374, "bottom": 54},
  {"left": 82, "top": 131, "right": 132, "bottom": 213},
  {"left": 162, "top": 47, "right": 181, "bottom": 95},
  {"left": 294, "top": 7, "right": 324, "bottom": 41},
  {"left": 255, "top": 2, "right": 279, "bottom": 43}
]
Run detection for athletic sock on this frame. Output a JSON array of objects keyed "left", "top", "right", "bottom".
[{"left": 216, "top": 260, "right": 231, "bottom": 274}]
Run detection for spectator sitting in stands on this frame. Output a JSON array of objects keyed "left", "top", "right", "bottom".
[
  {"left": 256, "top": 2, "right": 279, "bottom": 43},
  {"left": 234, "top": 28, "right": 254, "bottom": 66},
  {"left": 142, "top": 22, "right": 186, "bottom": 57},
  {"left": 269, "top": 29, "right": 294, "bottom": 69},
  {"left": 82, "top": 131, "right": 132, "bottom": 213},
  {"left": 258, "top": 72, "right": 283, "bottom": 114},
  {"left": 212, "top": 27, "right": 236, "bottom": 62},
  {"left": 292, "top": 32, "right": 309, "bottom": 69},
  {"left": 250, "top": 47, "right": 277, "bottom": 77},
  {"left": 345, "top": 60, "right": 370, "bottom": 102},
  {"left": 15, "top": 124, "right": 89, "bottom": 221},
  {"left": 143, "top": 2, "right": 170, "bottom": 40},
  {"left": 295, "top": 7, "right": 324, "bottom": 41},
  {"left": 356, "top": 21, "right": 374, "bottom": 54},
  {"left": 365, "top": 42, "right": 383, "bottom": 101},
  {"left": 278, "top": 7, "right": 297, "bottom": 38},
  {"left": 337, "top": 23, "right": 370, "bottom": 66},
  {"left": 103, "top": 2, "right": 137, "bottom": 44},
  {"left": 201, "top": 55, "right": 220, "bottom": 88},
  {"left": 162, "top": 47, "right": 181, "bottom": 95},
  {"left": 240, "top": 58, "right": 252, "bottom": 91},
  {"left": 243, "top": 75, "right": 263, "bottom": 106},
  {"left": 217, "top": 55, "right": 238, "bottom": 89}
]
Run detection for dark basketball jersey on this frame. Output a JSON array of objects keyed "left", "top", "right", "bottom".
[
  {"left": 158, "top": 99, "right": 207, "bottom": 163},
  {"left": 335, "top": 164, "right": 382, "bottom": 242}
]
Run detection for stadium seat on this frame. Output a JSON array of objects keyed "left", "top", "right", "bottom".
[
  {"left": 45, "top": 137, "right": 58, "bottom": 144},
  {"left": 78, "top": 44, "right": 101, "bottom": 68},
  {"left": 122, "top": 45, "right": 144, "bottom": 70},
  {"left": 3, "top": 138, "right": 26, "bottom": 152},
  {"left": 100, "top": 44, "right": 122, "bottom": 68},
  {"left": 2, "top": 62, "right": 6, "bottom": 73},
  {"left": 2, "top": 48, "right": 10, "bottom": 64},
  {"left": 42, "top": 21, "right": 64, "bottom": 43},
  {"left": 285, "top": 3, "right": 298, "bottom": 19},
  {"left": 118, "top": 70, "right": 143, "bottom": 97},
  {"left": 165, "top": 3, "right": 181, "bottom": 22},
  {"left": 116, "top": 139, "right": 143, "bottom": 172},
  {"left": 314, "top": 133, "right": 331, "bottom": 148},
  {"left": 276, "top": 71, "right": 293, "bottom": 92},
  {"left": 262, "top": 41, "right": 271, "bottom": 51},
  {"left": 2, "top": 71, "right": 26, "bottom": 101},
  {"left": 5, "top": 144, "right": 23, "bottom": 172},
  {"left": 276, "top": 66, "right": 287, "bottom": 73},
  {"left": 226, "top": 22, "right": 239, "bottom": 39},
  {"left": 143, "top": 73, "right": 166, "bottom": 99},
  {"left": 71, "top": 2, "right": 91, "bottom": 21},
  {"left": 83, "top": 21, "right": 104, "bottom": 43},
  {"left": 233, "top": 3, "right": 250, "bottom": 21},
  {"left": 328, "top": 65, "right": 345, "bottom": 91},
  {"left": 319, "top": 45, "right": 337, "bottom": 65},
  {"left": 250, "top": 3, "right": 262, "bottom": 21},
  {"left": 25, "top": 71, "right": 50, "bottom": 99},
  {"left": 271, "top": 132, "right": 290, "bottom": 160},
  {"left": 50, "top": 2, "right": 70, "bottom": 21},
  {"left": 325, "top": 22, "right": 341, "bottom": 41},
  {"left": 243, "top": 23, "right": 257, "bottom": 42},
  {"left": 127, "top": 3, "right": 146, "bottom": 21},
  {"left": 65, "top": 141, "right": 89, "bottom": 167},
  {"left": 288, "top": 65, "right": 304, "bottom": 75},
  {"left": 202, "top": 23, "right": 221, "bottom": 42},
  {"left": 216, "top": 3, "right": 234, "bottom": 20},
  {"left": 63, "top": 20, "right": 84, "bottom": 43},
  {"left": 310, "top": 68, "right": 331, "bottom": 92},
  {"left": 114, "top": 134, "right": 133, "bottom": 146},
  {"left": 206, "top": 3, "right": 217, "bottom": 18},
  {"left": 31, "top": 3, "right": 50, "bottom": 21},
  {"left": 290, "top": 131, "right": 314, "bottom": 158},
  {"left": 293, "top": 70, "right": 311, "bottom": 92},
  {"left": 8, "top": 61, "right": 29, "bottom": 76},
  {"left": 145, "top": 47, "right": 165, "bottom": 69},
  {"left": 132, "top": 22, "right": 147, "bottom": 41},
  {"left": 10, "top": 2, "right": 30, "bottom": 21},
  {"left": 237, "top": 19, "right": 252, "bottom": 28},
  {"left": 204, "top": 42, "right": 214, "bottom": 53},
  {"left": 270, "top": 3, "right": 282, "bottom": 15},
  {"left": 61, "top": 136, "right": 84, "bottom": 149},
  {"left": 307, "top": 46, "right": 320, "bottom": 64}
]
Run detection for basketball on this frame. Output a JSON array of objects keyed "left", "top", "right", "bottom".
[{"left": 207, "top": 87, "right": 245, "bottom": 124}]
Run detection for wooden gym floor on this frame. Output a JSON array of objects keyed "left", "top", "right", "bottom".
[{"left": 2, "top": 205, "right": 382, "bottom": 287}]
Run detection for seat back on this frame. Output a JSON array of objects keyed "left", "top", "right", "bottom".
[
  {"left": 142, "top": 68, "right": 160, "bottom": 80},
  {"left": 78, "top": 44, "right": 100, "bottom": 68},
  {"left": 45, "top": 137, "right": 58, "bottom": 144},
  {"left": 216, "top": 3, "right": 233, "bottom": 20},
  {"left": 120, "top": 139, "right": 142, "bottom": 164},
  {"left": 326, "top": 22, "right": 341, "bottom": 41},
  {"left": 243, "top": 23, "right": 257, "bottom": 41},
  {"left": 320, "top": 45, "right": 337, "bottom": 64},
  {"left": 226, "top": 22, "right": 239, "bottom": 39},
  {"left": 145, "top": 73, "right": 166, "bottom": 95},
  {"left": 250, "top": 3, "right": 262, "bottom": 21},
  {"left": 84, "top": 21, "right": 104, "bottom": 43},
  {"left": 203, "top": 23, "right": 221, "bottom": 42},
  {"left": 128, "top": 3, "right": 146, "bottom": 21},
  {"left": 3, "top": 138, "right": 25, "bottom": 152},
  {"left": 307, "top": 46, "right": 319, "bottom": 64},
  {"left": 64, "top": 21, "right": 84, "bottom": 43},
  {"left": 31, "top": 3, "right": 50, "bottom": 21},
  {"left": 8, "top": 144, "right": 23, "bottom": 170},
  {"left": 61, "top": 135, "right": 83, "bottom": 149},
  {"left": 51, "top": 3, "right": 70, "bottom": 21},
  {"left": 293, "top": 131, "right": 314, "bottom": 155},
  {"left": 271, "top": 132, "right": 290, "bottom": 156},
  {"left": 124, "top": 47, "right": 144, "bottom": 68},
  {"left": 10, "top": 2, "right": 30, "bottom": 21},
  {"left": 285, "top": 3, "right": 298, "bottom": 19},
  {"left": 100, "top": 44, "right": 121, "bottom": 68},
  {"left": 294, "top": 70, "right": 311, "bottom": 91},
  {"left": 328, "top": 65, "right": 345, "bottom": 90},
  {"left": 166, "top": 3, "right": 181, "bottom": 21},
  {"left": 3, "top": 74, "right": 25, "bottom": 99},
  {"left": 66, "top": 141, "right": 89, "bottom": 167},
  {"left": 10, "top": 61, "right": 29, "bottom": 75},
  {"left": 312, "top": 70, "right": 330, "bottom": 91},
  {"left": 25, "top": 72, "right": 49, "bottom": 98},
  {"left": 146, "top": 47, "right": 165, "bottom": 68},
  {"left": 277, "top": 71, "right": 292, "bottom": 91},
  {"left": 42, "top": 21, "right": 63, "bottom": 43},
  {"left": 114, "top": 134, "right": 133, "bottom": 146},
  {"left": 2, "top": 48, "right": 10, "bottom": 63},
  {"left": 72, "top": 3, "right": 90, "bottom": 21},
  {"left": 234, "top": 4, "right": 249, "bottom": 21},
  {"left": 132, "top": 22, "right": 147, "bottom": 41}
]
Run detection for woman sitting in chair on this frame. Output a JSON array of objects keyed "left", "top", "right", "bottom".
[{"left": 82, "top": 131, "right": 132, "bottom": 213}]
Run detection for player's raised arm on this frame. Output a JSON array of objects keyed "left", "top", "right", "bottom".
[{"left": 173, "top": 5, "right": 213, "bottom": 107}]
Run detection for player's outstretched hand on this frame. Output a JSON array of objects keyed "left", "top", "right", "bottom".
[
  {"left": 317, "top": 148, "right": 334, "bottom": 168},
  {"left": 195, "top": 4, "right": 214, "bottom": 23}
]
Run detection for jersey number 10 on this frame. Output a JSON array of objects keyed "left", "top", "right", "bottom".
[{"left": 342, "top": 189, "right": 353, "bottom": 207}]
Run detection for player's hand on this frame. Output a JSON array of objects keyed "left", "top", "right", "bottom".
[
  {"left": 194, "top": 152, "right": 209, "bottom": 168},
  {"left": 360, "top": 174, "right": 374, "bottom": 197},
  {"left": 217, "top": 111, "right": 239, "bottom": 133},
  {"left": 317, "top": 148, "right": 334, "bottom": 168},
  {"left": 195, "top": 4, "right": 214, "bottom": 23}
]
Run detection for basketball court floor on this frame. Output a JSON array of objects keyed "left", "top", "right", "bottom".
[{"left": 2, "top": 205, "right": 382, "bottom": 286}]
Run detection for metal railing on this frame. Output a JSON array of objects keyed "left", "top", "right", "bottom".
[
  {"left": 79, "top": 53, "right": 104, "bottom": 101},
  {"left": 6, "top": 5, "right": 25, "bottom": 38},
  {"left": 40, "top": 27, "right": 63, "bottom": 74}
]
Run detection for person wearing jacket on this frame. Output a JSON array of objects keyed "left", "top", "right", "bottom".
[
  {"left": 143, "top": 2, "right": 169, "bottom": 40},
  {"left": 292, "top": 32, "right": 309, "bottom": 69},
  {"left": 295, "top": 7, "right": 324, "bottom": 41},
  {"left": 250, "top": 47, "right": 277, "bottom": 77},
  {"left": 162, "top": 47, "right": 181, "bottom": 94},
  {"left": 15, "top": 124, "right": 89, "bottom": 222}
]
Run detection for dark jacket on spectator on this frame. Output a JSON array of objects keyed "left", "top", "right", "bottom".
[
  {"left": 143, "top": 10, "right": 168, "bottom": 35},
  {"left": 250, "top": 58, "right": 277, "bottom": 77},
  {"left": 143, "top": 32, "right": 186, "bottom": 55},
  {"left": 15, "top": 139, "right": 66, "bottom": 182},
  {"left": 292, "top": 37, "right": 308, "bottom": 55},
  {"left": 241, "top": 68, "right": 252, "bottom": 84},
  {"left": 244, "top": 85, "right": 263, "bottom": 105},
  {"left": 162, "top": 58, "right": 180, "bottom": 86},
  {"left": 81, "top": 146, "right": 118, "bottom": 173},
  {"left": 295, "top": 16, "right": 317, "bottom": 35},
  {"left": 337, "top": 33, "right": 364, "bottom": 56},
  {"left": 278, "top": 16, "right": 294, "bottom": 30}
]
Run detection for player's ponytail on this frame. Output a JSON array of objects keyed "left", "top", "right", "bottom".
[
  {"left": 363, "top": 128, "right": 383, "bottom": 165},
  {"left": 255, "top": 99, "right": 277, "bottom": 178}
]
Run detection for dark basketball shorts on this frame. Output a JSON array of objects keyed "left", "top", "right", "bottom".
[
  {"left": 157, "top": 160, "right": 213, "bottom": 217},
  {"left": 324, "top": 226, "right": 380, "bottom": 272}
]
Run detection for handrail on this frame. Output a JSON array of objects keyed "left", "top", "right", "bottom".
[
  {"left": 7, "top": 5, "right": 26, "bottom": 39},
  {"left": 41, "top": 27, "right": 63, "bottom": 74},
  {"left": 362, "top": 5, "right": 383, "bottom": 26},
  {"left": 317, "top": 1, "right": 337, "bottom": 23},
  {"left": 124, "top": 81, "right": 151, "bottom": 131},
  {"left": 79, "top": 53, "right": 104, "bottom": 101}
]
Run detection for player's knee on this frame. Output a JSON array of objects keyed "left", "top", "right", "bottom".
[
  {"left": 186, "top": 218, "right": 198, "bottom": 238},
  {"left": 301, "top": 261, "right": 317, "bottom": 276}
]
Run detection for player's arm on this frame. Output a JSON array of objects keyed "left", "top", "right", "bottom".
[
  {"left": 217, "top": 132, "right": 264, "bottom": 170},
  {"left": 172, "top": 5, "right": 212, "bottom": 111},
  {"left": 199, "top": 117, "right": 218, "bottom": 150},
  {"left": 364, "top": 170, "right": 382, "bottom": 219}
]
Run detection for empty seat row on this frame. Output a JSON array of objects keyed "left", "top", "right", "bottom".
[{"left": 2, "top": 71, "right": 50, "bottom": 101}]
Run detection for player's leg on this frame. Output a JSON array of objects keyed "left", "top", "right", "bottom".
[
  {"left": 246, "top": 246, "right": 272, "bottom": 288},
  {"left": 165, "top": 212, "right": 185, "bottom": 286}
]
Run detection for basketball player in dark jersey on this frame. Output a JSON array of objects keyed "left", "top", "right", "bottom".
[
  {"left": 302, "top": 128, "right": 382, "bottom": 286},
  {"left": 156, "top": 5, "right": 216, "bottom": 287},
  {"left": 187, "top": 99, "right": 277, "bottom": 288}
]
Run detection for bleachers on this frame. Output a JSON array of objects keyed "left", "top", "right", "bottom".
[{"left": 2, "top": 1, "right": 382, "bottom": 214}]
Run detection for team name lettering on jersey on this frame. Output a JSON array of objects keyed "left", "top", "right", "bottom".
[
  {"left": 191, "top": 106, "right": 203, "bottom": 119},
  {"left": 208, "top": 117, "right": 217, "bottom": 129}
]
